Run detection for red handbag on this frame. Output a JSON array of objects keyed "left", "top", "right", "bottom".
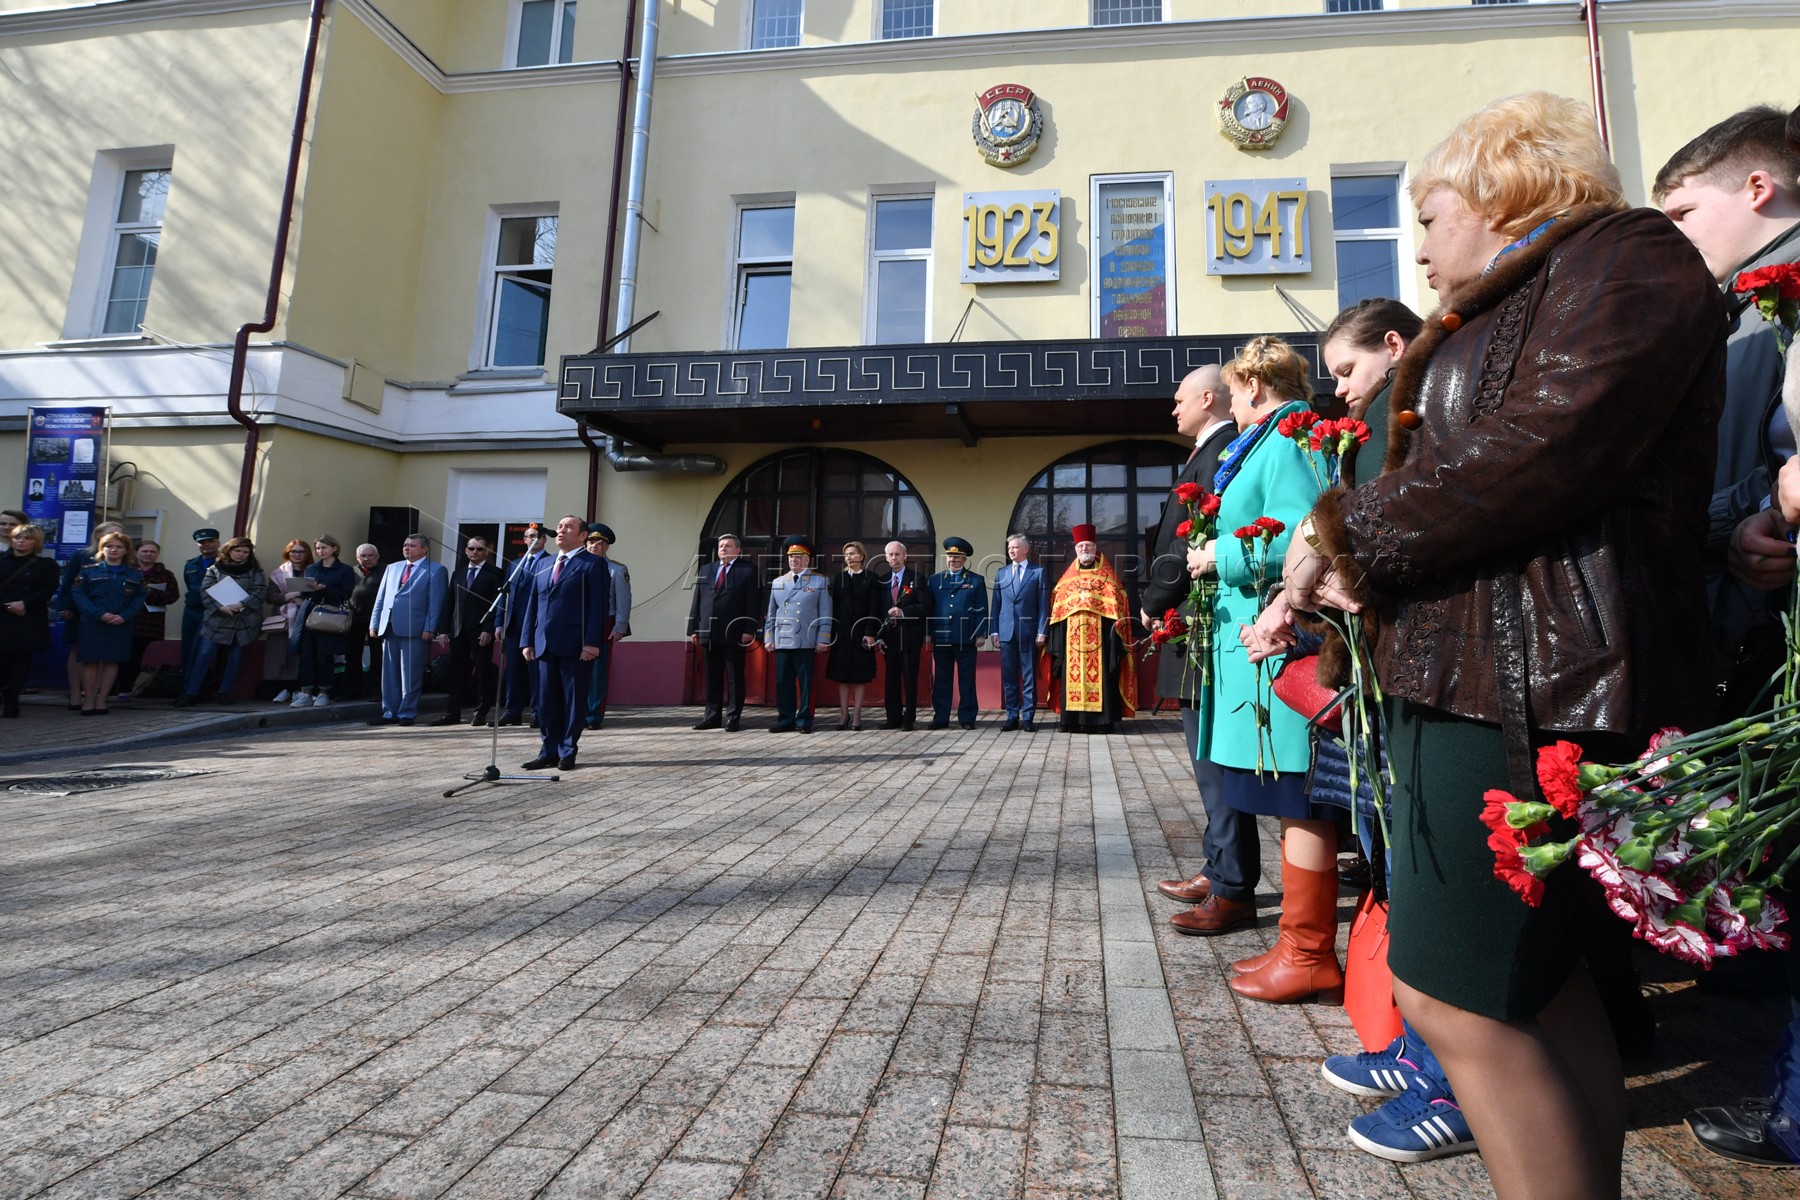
[
  {"left": 1345, "top": 889, "right": 1404, "bottom": 1051},
  {"left": 1270, "top": 651, "right": 1342, "bottom": 733}
]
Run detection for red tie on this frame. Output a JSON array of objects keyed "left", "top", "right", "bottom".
[
  {"left": 399, "top": 564, "right": 413, "bottom": 588},
  {"left": 891, "top": 573, "right": 901, "bottom": 602},
  {"left": 552, "top": 555, "right": 565, "bottom": 584}
]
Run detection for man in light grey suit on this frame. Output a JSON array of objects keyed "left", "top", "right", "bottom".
[
  {"left": 366, "top": 532, "right": 448, "bottom": 725},
  {"left": 763, "top": 536, "right": 832, "bottom": 734},
  {"left": 988, "top": 533, "right": 1048, "bottom": 732}
]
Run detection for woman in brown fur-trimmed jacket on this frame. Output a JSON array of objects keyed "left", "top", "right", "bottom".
[{"left": 1280, "top": 94, "right": 1724, "bottom": 1197}]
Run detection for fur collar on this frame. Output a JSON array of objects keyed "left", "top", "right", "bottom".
[{"left": 1383, "top": 203, "right": 1621, "bottom": 474}]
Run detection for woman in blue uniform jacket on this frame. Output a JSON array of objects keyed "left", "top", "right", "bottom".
[{"left": 70, "top": 530, "right": 147, "bottom": 714}]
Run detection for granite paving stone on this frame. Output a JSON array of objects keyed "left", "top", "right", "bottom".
[{"left": 0, "top": 706, "right": 1785, "bottom": 1199}]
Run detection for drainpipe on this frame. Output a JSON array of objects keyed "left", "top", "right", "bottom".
[
  {"left": 226, "top": 0, "right": 329, "bottom": 538},
  {"left": 574, "top": 0, "right": 642, "bottom": 516},
  {"left": 1583, "top": 0, "right": 1610, "bottom": 152},
  {"left": 613, "top": 0, "right": 659, "bottom": 351}
]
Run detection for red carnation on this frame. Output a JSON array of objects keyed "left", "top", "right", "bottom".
[
  {"left": 1734, "top": 263, "right": 1800, "bottom": 300},
  {"left": 1253, "top": 516, "right": 1285, "bottom": 538},
  {"left": 1491, "top": 839, "right": 1546, "bottom": 907},
  {"left": 1175, "top": 519, "right": 1194, "bottom": 539},
  {"left": 1199, "top": 493, "right": 1222, "bottom": 517},
  {"left": 1535, "top": 740, "right": 1586, "bottom": 819},
  {"left": 1343, "top": 419, "right": 1372, "bottom": 446},
  {"left": 1173, "top": 482, "right": 1202, "bottom": 503},
  {"left": 1232, "top": 525, "right": 1259, "bottom": 540}
]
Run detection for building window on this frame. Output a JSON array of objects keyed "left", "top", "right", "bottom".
[
  {"left": 750, "top": 0, "right": 802, "bottom": 49},
  {"left": 733, "top": 204, "right": 794, "bottom": 351},
  {"left": 1006, "top": 440, "right": 1190, "bottom": 614},
  {"left": 514, "top": 0, "right": 575, "bottom": 66},
  {"left": 483, "top": 213, "right": 557, "bottom": 368},
  {"left": 1331, "top": 173, "right": 1404, "bottom": 311},
  {"left": 701, "top": 448, "right": 935, "bottom": 584},
  {"left": 879, "top": 0, "right": 932, "bottom": 39},
  {"left": 100, "top": 168, "right": 171, "bottom": 336},
  {"left": 1092, "top": 0, "right": 1161, "bottom": 23},
  {"left": 1325, "top": 0, "right": 1383, "bottom": 11},
  {"left": 868, "top": 196, "right": 932, "bottom": 344},
  {"left": 1471, "top": 0, "right": 1526, "bottom": 5}
]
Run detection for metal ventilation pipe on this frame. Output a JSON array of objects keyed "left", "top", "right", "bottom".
[{"left": 613, "top": 0, "right": 659, "bottom": 351}]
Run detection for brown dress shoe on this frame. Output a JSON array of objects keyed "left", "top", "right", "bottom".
[
  {"left": 1169, "top": 894, "right": 1256, "bottom": 936},
  {"left": 1156, "top": 871, "right": 1212, "bottom": 903}
]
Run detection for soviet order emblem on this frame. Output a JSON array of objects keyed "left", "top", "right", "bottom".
[
  {"left": 972, "top": 83, "right": 1042, "bottom": 168},
  {"left": 1217, "top": 77, "right": 1290, "bottom": 151}
]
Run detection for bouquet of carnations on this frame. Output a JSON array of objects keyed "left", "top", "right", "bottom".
[
  {"left": 1159, "top": 482, "right": 1222, "bottom": 687},
  {"left": 1484, "top": 712, "right": 1799, "bottom": 965}
]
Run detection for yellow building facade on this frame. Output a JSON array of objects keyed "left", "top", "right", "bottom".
[{"left": 0, "top": 0, "right": 1794, "bottom": 702}]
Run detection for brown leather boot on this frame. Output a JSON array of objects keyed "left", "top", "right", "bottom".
[
  {"left": 1169, "top": 894, "right": 1256, "bottom": 935},
  {"left": 1231, "top": 946, "right": 1277, "bottom": 975},
  {"left": 1228, "top": 863, "right": 1343, "bottom": 1004},
  {"left": 1156, "top": 870, "right": 1212, "bottom": 902}
]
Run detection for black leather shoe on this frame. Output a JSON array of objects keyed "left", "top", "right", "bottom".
[
  {"left": 1001, "top": 718, "right": 1020, "bottom": 732},
  {"left": 927, "top": 721, "right": 950, "bottom": 730},
  {"left": 769, "top": 724, "right": 795, "bottom": 734},
  {"left": 366, "top": 715, "right": 396, "bottom": 726},
  {"left": 959, "top": 722, "right": 976, "bottom": 730},
  {"left": 881, "top": 720, "right": 901, "bottom": 730},
  {"left": 725, "top": 717, "right": 742, "bottom": 732},
  {"left": 522, "top": 756, "right": 555, "bottom": 770},
  {"left": 396, "top": 717, "right": 415, "bottom": 727},
  {"left": 498, "top": 713, "right": 522, "bottom": 726},
  {"left": 1022, "top": 720, "right": 1036, "bottom": 732},
  {"left": 901, "top": 720, "right": 915, "bottom": 731},
  {"left": 470, "top": 710, "right": 490, "bottom": 726},
  {"left": 693, "top": 716, "right": 722, "bottom": 730},
  {"left": 1687, "top": 1099, "right": 1800, "bottom": 1167},
  {"left": 429, "top": 712, "right": 462, "bottom": 726},
  {"left": 797, "top": 725, "right": 812, "bottom": 734},
  {"left": 558, "top": 755, "right": 577, "bottom": 771},
  {"left": 527, "top": 713, "right": 539, "bottom": 728},
  {"left": 586, "top": 715, "right": 604, "bottom": 730}
]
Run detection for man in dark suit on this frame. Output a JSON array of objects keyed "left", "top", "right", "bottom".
[
  {"left": 497, "top": 523, "right": 549, "bottom": 726},
  {"left": 1138, "top": 364, "right": 1262, "bottom": 935},
  {"left": 687, "top": 532, "right": 761, "bottom": 731},
  {"left": 988, "top": 533, "right": 1049, "bottom": 732},
  {"left": 876, "top": 540, "right": 932, "bottom": 730},
  {"left": 431, "top": 533, "right": 504, "bottom": 726},
  {"left": 518, "top": 515, "right": 610, "bottom": 770}
]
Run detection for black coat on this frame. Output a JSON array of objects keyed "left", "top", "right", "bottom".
[
  {"left": 1140, "top": 421, "right": 1235, "bottom": 703},
  {"left": 688, "top": 557, "right": 762, "bottom": 648},
  {"left": 872, "top": 566, "right": 932, "bottom": 652},
  {"left": 441, "top": 561, "right": 503, "bottom": 640},
  {"left": 826, "top": 569, "right": 883, "bottom": 683},
  {"left": 0, "top": 553, "right": 62, "bottom": 655}
]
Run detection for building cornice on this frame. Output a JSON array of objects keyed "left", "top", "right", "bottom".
[{"left": 6, "top": 0, "right": 1792, "bottom": 95}]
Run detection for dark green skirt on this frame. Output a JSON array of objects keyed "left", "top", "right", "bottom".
[{"left": 1384, "top": 699, "right": 1618, "bottom": 1022}]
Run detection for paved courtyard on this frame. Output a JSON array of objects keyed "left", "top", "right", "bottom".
[{"left": 0, "top": 701, "right": 1792, "bottom": 1199}]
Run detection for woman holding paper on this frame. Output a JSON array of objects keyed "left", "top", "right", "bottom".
[
  {"left": 70, "top": 530, "right": 147, "bottom": 715},
  {"left": 174, "top": 537, "right": 266, "bottom": 707}
]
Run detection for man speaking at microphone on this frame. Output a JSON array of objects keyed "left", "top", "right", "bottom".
[{"left": 518, "top": 515, "right": 610, "bottom": 771}]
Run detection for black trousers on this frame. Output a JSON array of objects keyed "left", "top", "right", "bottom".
[
  {"left": 703, "top": 641, "right": 747, "bottom": 721},
  {"left": 884, "top": 643, "right": 922, "bottom": 725},
  {"left": 445, "top": 633, "right": 496, "bottom": 713}
]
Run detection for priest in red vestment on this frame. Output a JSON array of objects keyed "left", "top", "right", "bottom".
[{"left": 1046, "top": 523, "right": 1137, "bottom": 733}]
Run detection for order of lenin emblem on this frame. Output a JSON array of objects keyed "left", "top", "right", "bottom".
[
  {"left": 972, "top": 83, "right": 1042, "bottom": 167},
  {"left": 1217, "top": 77, "right": 1290, "bottom": 150}
]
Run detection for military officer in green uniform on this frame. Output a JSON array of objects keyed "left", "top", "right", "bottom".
[{"left": 926, "top": 536, "right": 989, "bottom": 729}]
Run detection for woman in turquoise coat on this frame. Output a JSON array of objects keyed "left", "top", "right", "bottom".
[
  {"left": 70, "top": 530, "right": 147, "bottom": 714},
  {"left": 1187, "top": 335, "right": 1341, "bottom": 1004}
]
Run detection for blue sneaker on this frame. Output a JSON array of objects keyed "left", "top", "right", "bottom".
[
  {"left": 1320, "top": 1033, "right": 1422, "bottom": 1098},
  {"left": 1348, "top": 1077, "right": 1479, "bottom": 1163}
]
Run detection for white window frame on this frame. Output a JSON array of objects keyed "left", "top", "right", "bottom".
[
  {"left": 728, "top": 197, "right": 797, "bottom": 352},
  {"left": 1090, "top": 171, "right": 1177, "bottom": 339},
  {"left": 1091, "top": 0, "right": 1165, "bottom": 25},
  {"left": 505, "top": 0, "right": 577, "bottom": 67},
  {"left": 745, "top": 0, "right": 803, "bottom": 50},
  {"left": 470, "top": 203, "right": 559, "bottom": 373},
  {"left": 874, "top": 0, "right": 935, "bottom": 40},
  {"left": 864, "top": 190, "right": 934, "bottom": 346},
  {"left": 1329, "top": 165, "right": 1414, "bottom": 311},
  {"left": 64, "top": 147, "right": 175, "bottom": 341}
]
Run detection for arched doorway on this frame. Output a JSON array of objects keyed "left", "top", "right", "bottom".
[
  {"left": 1005, "top": 439, "right": 1188, "bottom": 615},
  {"left": 700, "top": 447, "right": 936, "bottom": 581}
]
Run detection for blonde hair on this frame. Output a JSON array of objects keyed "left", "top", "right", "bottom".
[
  {"left": 96, "top": 531, "right": 133, "bottom": 556},
  {"left": 1221, "top": 335, "right": 1311, "bottom": 405},
  {"left": 9, "top": 525, "right": 44, "bottom": 554},
  {"left": 1410, "top": 92, "right": 1625, "bottom": 239},
  {"left": 841, "top": 540, "right": 868, "bottom": 564}
]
